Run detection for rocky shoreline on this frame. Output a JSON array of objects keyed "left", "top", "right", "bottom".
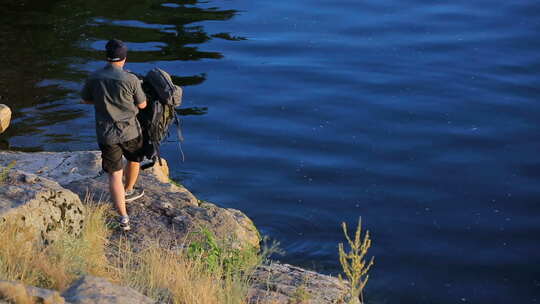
[{"left": 0, "top": 104, "right": 357, "bottom": 304}]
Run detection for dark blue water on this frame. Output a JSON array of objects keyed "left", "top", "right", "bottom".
[{"left": 1, "top": 0, "right": 539, "bottom": 303}]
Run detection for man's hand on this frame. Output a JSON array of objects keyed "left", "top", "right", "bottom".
[
  {"left": 137, "top": 101, "right": 147, "bottom": 109},
  {"left": 80, "top": 99, "right": 94, "bottom": 105}
]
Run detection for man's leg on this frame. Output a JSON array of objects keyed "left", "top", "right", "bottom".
[
  {"left": 124, "top": 161, "right": 140, "bottom": 192},
  {"left": 100, "top": 142, "right": 131, "bottom": 231},
  {"left": 109, "top": 169, "right": 127, "bottom": 217},
  {"left": 122, "top": 136, "right": 145, "bottom": 201}
]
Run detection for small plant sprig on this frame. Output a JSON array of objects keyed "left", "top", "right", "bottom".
[
  {"left": 0, "top": 160, "right": 16, "bottom": 183},
  {"left": 338, "top": 217, "right": 374, "bottom": 304}
]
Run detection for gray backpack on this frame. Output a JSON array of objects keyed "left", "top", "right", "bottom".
[
  {"left": 137, "top": 68, "right": 184, "bottom": 169},
  {"left": 145, "top": 68, "right": 183, "bottom": 107}
]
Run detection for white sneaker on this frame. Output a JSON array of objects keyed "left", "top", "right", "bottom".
[
  {"left": 119, "top": 216, "right": 131, "bottom": 232},
  {"left": 125, "top": 188, "right": 145, "bottom": 202}
]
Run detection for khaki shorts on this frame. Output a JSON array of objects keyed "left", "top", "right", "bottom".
[{"left": 98, "top": 136, "right": 144, "bottom": 173}]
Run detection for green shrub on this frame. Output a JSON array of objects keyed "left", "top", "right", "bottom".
[{"left": 187, "top": 226, "right": 260, "bottom": 275}]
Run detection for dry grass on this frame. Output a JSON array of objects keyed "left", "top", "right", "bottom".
[
  {"left": 0, "top": 198, "right": 111, "bottom": 291},
  {"left": 0, "top": 194, "right": 262, "bottom": 304},
  {"left": 116, "top": 241, "right": 223, "bottom": 303},
  {"left": 112, "top": 229, "right": 260, "bottom": 304},
  {"left": 0, "top": 220, "right": 41, "bottom": 285},
  {"left": 0, "top": 281, "right": 34, "bottom": 304},
  {"left": 338, "top": 218, "right": 374, "bottom": 304},
  {"left": 0, "top": 219, "right": 78, "bottom": 290},
  {"left": 0, "top": 281, "right": 65, "bottom": 304}
]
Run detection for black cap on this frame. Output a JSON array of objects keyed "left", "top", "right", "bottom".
[{"left": 105, "top": 39, "right": 128, "bottom": 62}]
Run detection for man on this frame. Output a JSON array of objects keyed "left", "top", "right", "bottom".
[{"left": 80, "top": 39, "right": 147, "bottom": 231}]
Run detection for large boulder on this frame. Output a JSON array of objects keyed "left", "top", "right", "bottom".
[
  {"left": 0, "top": 170, "right": 85, "bottom": 243},
  {"left": 0, "top": 104, "right": 11, "bottom": 134},
  {"left": 62, "top": 276, "right": 155, "bottom": 304},
  {"left": 248, "top": 263, "right": 359, "bottom": 304}
]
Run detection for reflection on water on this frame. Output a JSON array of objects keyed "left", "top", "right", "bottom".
[
  {"left": 0, "top": 0, "right": 237, "bottom": 150},
  {"left": 176, "top": 107, "right": 208, "bottom": 116}
]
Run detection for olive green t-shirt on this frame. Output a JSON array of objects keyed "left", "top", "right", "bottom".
[{"left": 81, "top": 64, "right": 146, "bottom": 145}]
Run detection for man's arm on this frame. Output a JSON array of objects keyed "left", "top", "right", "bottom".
[
  {"left": 81, "top": 79, "right": 93, "bottom": 105},
  {"left": 132, "top": 77, "right": 147, "bottom": 110}
]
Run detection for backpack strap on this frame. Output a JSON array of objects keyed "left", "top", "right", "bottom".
[
  {"left": 155, "top": 141, "right": 163, "bottom": 166},
  {"left": 140, "top": 141, "right": 160, "bottom": 170},
  {"left": 174, "top": 111, "right": 185, "bottom": 163}
]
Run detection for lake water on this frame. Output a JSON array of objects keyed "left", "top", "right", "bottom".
[{"left": 1, "top": 0, "right": 539, "bottom": 303}]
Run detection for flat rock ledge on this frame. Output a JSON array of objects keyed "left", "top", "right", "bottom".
[
  {"left": 249, "top": 263, "right": 359, "bottom": 304},
  {"left": 0, "top": 151, "right": 260, "bottom": 251},
  {"left": 0, "top": 104, "right": 10, "bottom": 134}
]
